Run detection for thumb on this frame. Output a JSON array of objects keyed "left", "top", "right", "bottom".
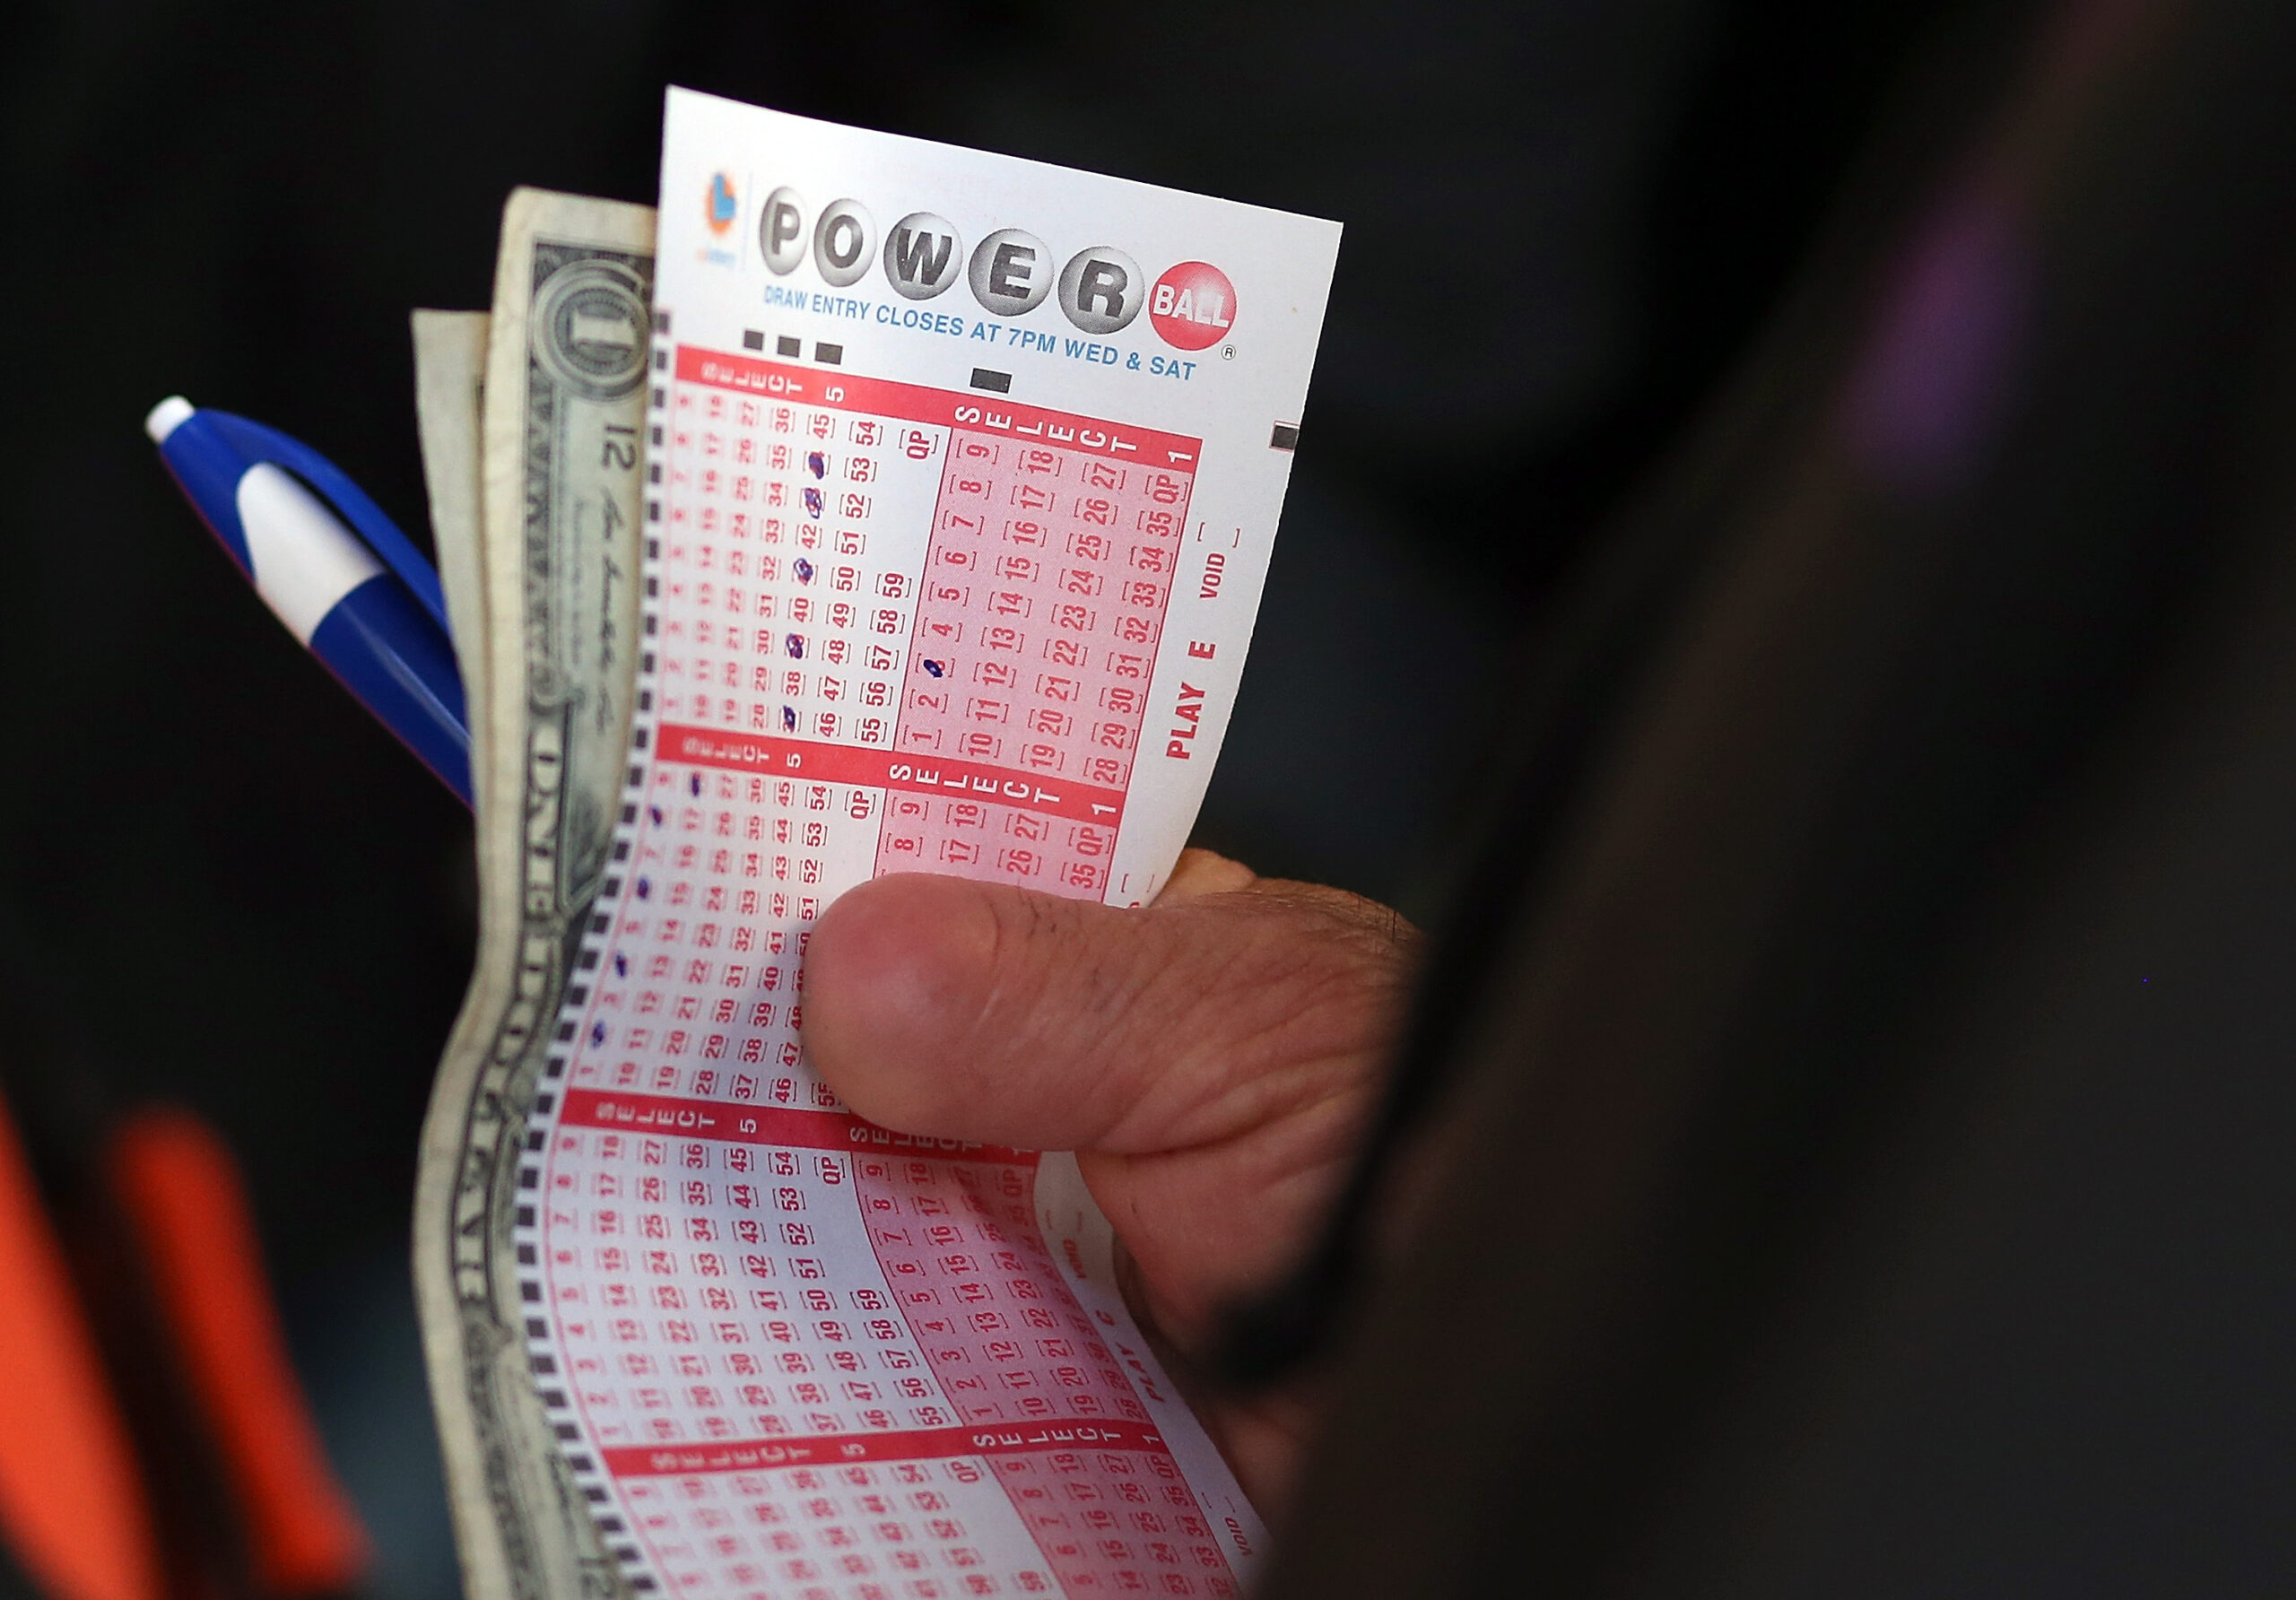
[{"left": 804, "top": 860, "right": 1411, "bottom": 1157}]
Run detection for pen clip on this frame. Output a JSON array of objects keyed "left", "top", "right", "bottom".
[{"left": 198, "top": 411, "right": 454, "bottom": 639}]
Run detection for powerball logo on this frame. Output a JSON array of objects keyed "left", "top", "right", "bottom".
[
  {"left": 705, "top": 172, "right": 737, "bottom": 235},
  {"left": 744, "top": 180, "right": 1239, "bottom": 349}
]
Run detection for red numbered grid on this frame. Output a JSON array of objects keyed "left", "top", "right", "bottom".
[
  {"left": 855, "top": 1157, "right": 1146, "bottom": 1430},
  {"left": 658, "top": 377, "right": 944, "bottom": 745},
  {"left": 880, "top": 431, "right": 1193, "bottom": 896},
  {"left": 534, "top": 1089, "right": 1239, "bottom": 1597},
  {"left": 612, "top": 1458, "right": 1051, "bottom": 1599},
  {"left": 540, "top": 1119, "right": 936, "bottom": 1448},
  {"left": 662, "top": 348, "right": 1203, "bottom": 904},
  {"left": 567, "top": 766, "right": 885, "bottom": 1106},
  {"left": 532, "top": 345, "right": 1238, "bottom": 1598}
]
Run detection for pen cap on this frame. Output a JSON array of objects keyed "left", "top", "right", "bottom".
[
  {"left": 144, "top": 397, "right": 194, "bottom": 446},
  {"left": 148, "top": 398, "right": 454, "bottom": 635},
  {"left": 145, "top": 396, "right": 473, "bottom": 804}
]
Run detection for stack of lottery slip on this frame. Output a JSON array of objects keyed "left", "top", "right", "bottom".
[{"left": 411, "top": 88, "right": 1340, "bottom": 1600}]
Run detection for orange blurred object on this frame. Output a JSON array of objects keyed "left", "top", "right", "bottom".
[
  {"left": 109, "top": 1109, "right": 370, "bottom": 1597},
  {"left": 0, "top": 1097, "right": 162, "bottom": 1600}
]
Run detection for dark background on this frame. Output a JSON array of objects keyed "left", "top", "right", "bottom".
[{"left": 3, "top": 4, "right": 1966, "bottom": 1594}]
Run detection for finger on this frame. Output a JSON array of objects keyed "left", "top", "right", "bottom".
[
  {"left": 1154, "top": 847, "right": 1257, "bottom": 902},
  {"left": 804, "top": 870, "right": 1411, "bottom": 1156}
]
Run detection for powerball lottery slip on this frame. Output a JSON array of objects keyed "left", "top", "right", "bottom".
[{"left": 513, "top": 88, "right": 1341, "bottom": 1600}]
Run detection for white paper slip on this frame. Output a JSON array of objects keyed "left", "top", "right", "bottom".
[{"left": 515, "top": 88, "right": 1340, "bottom": 1600}]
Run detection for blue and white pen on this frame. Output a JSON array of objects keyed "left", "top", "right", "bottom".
[{"left": 145, "top": 396, "right": 472, "bottom": 806}]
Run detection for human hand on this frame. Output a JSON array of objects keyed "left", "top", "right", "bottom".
[{"left": 804, "top": 849, "right": 1417, "bottom": 1515}]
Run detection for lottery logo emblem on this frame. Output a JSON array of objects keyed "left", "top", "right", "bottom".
[
  {"left": 1151, "top": 261, "right": 1237, "bottom": 350},
  {"left": 746, "top": 179, "right": 1235, "bottom": 352},
  {"left": 705, "top": 172, "right": 737, "bottom": 235}
]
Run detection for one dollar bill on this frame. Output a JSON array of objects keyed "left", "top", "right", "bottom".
[{"left": 413, "top": 187, "right": 656, "bottom": 1600}]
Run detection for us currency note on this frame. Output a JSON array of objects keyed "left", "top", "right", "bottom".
[
  {"left": 413, "top": 188, "right": 657, "bottom": 1600},
  {"left": 412, "top": 309, "right": 492, "bottom": 796}
]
